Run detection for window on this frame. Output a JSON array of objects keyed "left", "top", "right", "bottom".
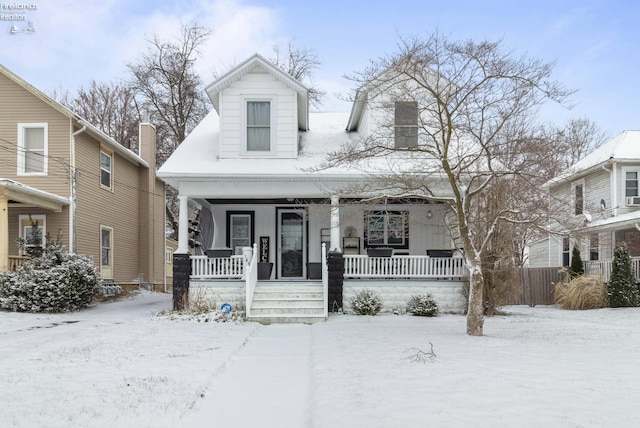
[
  {"left": 227, "top": 212, "right": 254, "bottom": 254},
  {"left": 17, "top": 123, "right": 47, "bottom": 175},
  {"left": 625, "top": 171, "right": 638, "bottom": 197},
  {"left": 574, "top": 184, "right": 583, "bottom": 215},
  {"left": 19, "top": 215, "right": 46, "bottom": 255},
  {"left": 365, "top": 211, "right": 409, "bottom": 248},
  {"left": 590, "top": 235, "right": 599, "bottom": 261},
  {"left": 562, "top": 237, "right": 570, "bottom": 267},
  {"left": 100, "top": 226, "right": 113, "bottom": 276},
  {"left": 246, "top": 101, "right": 271, "bottom": 151},
  {"left": 394, "top": 101, "right": 418, "bottom": 148},
  {"left": 100, "top": 149, "right": 112, "bottom": 189}
]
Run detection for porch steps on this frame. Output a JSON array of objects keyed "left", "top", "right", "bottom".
[{"left": 247, "top": 281, "right": 326, "bottom": 325}]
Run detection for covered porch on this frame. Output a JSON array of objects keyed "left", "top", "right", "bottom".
[{"left": 0, "top": 179, "right": 69, "bottom": 273}]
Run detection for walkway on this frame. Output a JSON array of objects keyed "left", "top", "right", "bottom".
[{"left": 180, "top": 323, "right": 315, "bottom": 428}]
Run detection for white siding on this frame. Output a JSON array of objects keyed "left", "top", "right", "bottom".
[{"left": 218, "top": 73, "right": 298, "bottom": 159}]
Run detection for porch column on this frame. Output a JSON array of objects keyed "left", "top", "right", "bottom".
[
  {"left": 0, "top": 191, "right": 8, "bottom": 272},
  {"left": 330, "top": 195, "right": 341, "bottom": 252},
  {"left": 176, "top": 195, "right": 190, "bottom": 254}
]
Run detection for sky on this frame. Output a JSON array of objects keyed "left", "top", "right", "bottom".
[{"left": 1, "top": 0, "right": 638, "bottom": 138}]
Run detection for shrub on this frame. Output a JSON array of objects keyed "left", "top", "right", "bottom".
[
  {"left": 0, "top": 235, "right": 99, "bottom": 313},
  {"left": 406, "top": 294, "right": 439, "bottom": 317},
  {"left": 569, "top": 246, "right": 584, "bottom": 279},
  {"left": 554, "top": 275, "right": 607, "bottom": 310},
  {"left": 350, "top": 289, "right": 382, "bottom": 315},
  {"left": 607, "top": 244, "right": 639, "bottom": 308}
]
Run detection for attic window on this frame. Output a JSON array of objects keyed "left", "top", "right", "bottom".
[
  {"left": 247, "top": 101, "right": 271, "bottom": 151},
  {"left": 394, "top": 101, "right": 418, "bottom": 148}
]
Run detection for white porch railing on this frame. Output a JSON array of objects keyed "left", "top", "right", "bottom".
[
  {"left": 585, "top": 257, "right": 640, "bottom": 283},
  {"left": 322, "top": 243, "right": 328, "bottom": 318},
  {"left": 190, "top": 255, "right": 245, "bottom": 279},
  {"left": 245, "top": 244, "right": 258, "bottom": 318},
  {"left": 344, "top": 255, "right": 466, "bottom": 279}
]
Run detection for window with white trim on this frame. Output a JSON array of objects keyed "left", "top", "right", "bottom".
[
  {"left": 17, "top": 123, "right": 48, "bottom": 175},
  {"left": 364, "top": 211, "right": 409, "bottom": 248},
  {"left": 100, "top": 149, "right": 112, "bottom": 189},
  {"left": 625, "top": 171, "right": 638, "bottom": 197},
  {"left": 590, "top": 234, "right": 599, "bottom": 261},
  {"left": 394, "top": 101, "right": 418, "bottom": 148},
  {"left": 562, "top": 237, "right": 570, "bottom": 267},
  {"left": 227, "top": 212, "right": 254, "bottom": 254},
  {"left": 246, "top": 101, "right": 271, "bottom": 152},
  {"left": 100, "top": 226, "right": 113, "bottom": 271},
  {"left": 574, "top": 183, "right": 584, "bottom": 215}
]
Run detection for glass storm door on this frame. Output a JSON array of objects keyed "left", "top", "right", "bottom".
[{"left": 277, "top": 209, "right": 307, "bottom": 279}]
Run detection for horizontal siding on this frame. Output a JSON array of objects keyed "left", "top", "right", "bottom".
[
  {"left": 0, "top": 72, "right": 71, "bottom": 197},
  {"left": 7, "top": 206, "right": 70, "bottom": 256},
  {"left": 219, "top": 72, "right": 298, "bottom": 159}
]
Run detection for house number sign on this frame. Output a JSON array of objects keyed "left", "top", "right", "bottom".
[{"left": 260, "top": 236, "right": 269, "bottom": 263}]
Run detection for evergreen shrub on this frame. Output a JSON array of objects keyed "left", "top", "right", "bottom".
[
  {"left": 350, "top": 289, "right": 383, "bottom": 315},
  {"left": 607, "top": 244, "right": 639, "bottom": 308},
  {"left": 406, "top": 294, "right": 439, "bottom": 317},
  {"left": 0, "top": 232, "right": 99, "bottom": 313}
]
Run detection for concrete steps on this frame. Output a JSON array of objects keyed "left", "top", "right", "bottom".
[{"left": 247, "top": 281, "right": 326, "bottom": 324}]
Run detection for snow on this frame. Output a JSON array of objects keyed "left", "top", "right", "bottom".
[{"left": 1, "top": 291, "right": 639, "bottom": 427}]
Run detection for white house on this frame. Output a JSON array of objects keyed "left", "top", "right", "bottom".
[
  {"left": 157, "top": 54, "right": 467, "bottom": 323},
  {"left": 528, "top": 130, "right": 640, "bottom": 281}
]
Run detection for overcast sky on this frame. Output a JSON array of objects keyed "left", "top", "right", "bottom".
[{"left": 1, "top": 0, "right": 638, "bottom": 137}]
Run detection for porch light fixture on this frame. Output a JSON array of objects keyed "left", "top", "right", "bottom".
[{"left": 426, "top": 210, "right": 433, "bottom": 219}]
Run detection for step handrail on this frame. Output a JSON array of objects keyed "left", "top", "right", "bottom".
[{"left": 244, "top": 244, "right": 258, "bottom": 318}]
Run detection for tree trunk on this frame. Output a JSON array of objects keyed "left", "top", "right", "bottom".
[{"left": 466, "top": 264, "right": 485, "bottom": 336}]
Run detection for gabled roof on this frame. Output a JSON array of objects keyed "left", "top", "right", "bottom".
[
  {"left": 205, "top": 54, "right": 310, "bottom": 131},
  {"left": 0, "top": 64, "right": 149, "bottom": 168},
  {"left": 546, "top": 130, "right": 640, "bottom": 186}
]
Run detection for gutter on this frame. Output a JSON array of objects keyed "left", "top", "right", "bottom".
[{"left": 70, "top": 124, "right": 86, "bottom": 253}]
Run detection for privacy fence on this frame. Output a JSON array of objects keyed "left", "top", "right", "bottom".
[{"left": 508, "top": 267, "right": 566, "bottom": 306}]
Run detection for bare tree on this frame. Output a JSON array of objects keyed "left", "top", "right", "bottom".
[
  {"left": 322, "top": 32, "right": 572, "bottom": 336},
  {"left": 56, "top": 81, "right": 141, "bottom": 152},
  {"left": 270, "top": 41, "right": 326, "bottom": 108},
  {"left": 127, "top": 22, "right": 212, "bottom": 237}
]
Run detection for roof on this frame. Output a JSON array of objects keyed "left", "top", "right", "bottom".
[
  {"left": 205, "top": 54, "right": 310, "bottom": 131},
  {"left": 0, "top": 178, "right": 69, "bottom": 211},
  {"left": 157, "top": 111, "right": 357, "bottom": 186},
  {"left": 0, "top": 64, "right": 149, "bottom": 168},
  {"left": 581, "top": 209, "right": 640, "bottom": 232},
  {"left": 546, "top": 130, "right": 640, "bottom": 186}
]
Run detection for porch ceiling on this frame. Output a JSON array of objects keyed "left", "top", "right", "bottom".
[{"left": 0, "top": 179, "right": 69, "bottom": 212}]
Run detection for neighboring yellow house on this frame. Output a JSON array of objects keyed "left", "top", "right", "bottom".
[{"left": 0, "top": 64, "right": 169, "bottom": 291}]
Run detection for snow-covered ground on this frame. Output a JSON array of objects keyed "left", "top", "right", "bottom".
[{"left": 1, "top": 291, "right": 639, "bottom": 427}]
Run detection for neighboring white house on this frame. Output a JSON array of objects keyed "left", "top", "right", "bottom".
[
  {"left": 528, "top": 131, "right": 640, "bottom": 281},
  {"left": 157, "top": 54, "right": 467, "bottom": 323}
]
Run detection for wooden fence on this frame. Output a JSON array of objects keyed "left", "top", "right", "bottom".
[{"left": 508, "top": 267, "right": 566, "bottom": 306}]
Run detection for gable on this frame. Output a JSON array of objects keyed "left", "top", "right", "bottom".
[{"left": 205, "top": 54, "right": 309, "bottom": 131}]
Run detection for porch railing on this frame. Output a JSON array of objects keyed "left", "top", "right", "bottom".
[
  {"left": 8, "top": 255, "right": 30, "bottom": 271},
  {"left": 585, "top": 257, "right": 640, "bottom": 283},
  {"left": 344, "top": 255, "right": 466, "bottom": 279},
  {"left": 245, "top": 244, "right": 258, "bottom": 318},
  {"left": 191, "top": 255, "right": 245, "bottom": 279},
  {"left": 321, "top": 243, "right": 328, "bottom": 318}
]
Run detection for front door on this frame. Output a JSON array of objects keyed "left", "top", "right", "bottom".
[{"left": 277, "top": 208, "right": 307, "bottom": 279}]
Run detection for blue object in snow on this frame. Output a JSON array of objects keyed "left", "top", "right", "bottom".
[{"left": 220, "top": 303, "right": 232, "bottom": 314}]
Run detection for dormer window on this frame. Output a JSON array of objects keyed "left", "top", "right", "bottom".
[
  {"left": 394, "top": 101, "right": 418, "bottom": 148},
  {"left": 247, "top": 101, "right": 271, "bottom": 151}
]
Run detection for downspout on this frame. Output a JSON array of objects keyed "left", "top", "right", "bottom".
[
  {"left": 602, "top": 162, "right": 617, "bottom": 217},
  {"left": 70, "top": 124, "right": 87, "bottom": 254}
]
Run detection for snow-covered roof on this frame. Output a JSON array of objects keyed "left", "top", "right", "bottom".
[
  {"left": 0, "top": 178, "right": 69, "bottom": 211},
  {"left": 581, "top": 208, "right": 640, "bottom": 232},
  {"left": 157, "top": 111, "right": 357, "bottom": 188},
  {"left": 547, "top": 130, "right": 640, "bottom": 186},
  {"left": 205, "top": 54, "right": 309, "bottom": 131}
]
